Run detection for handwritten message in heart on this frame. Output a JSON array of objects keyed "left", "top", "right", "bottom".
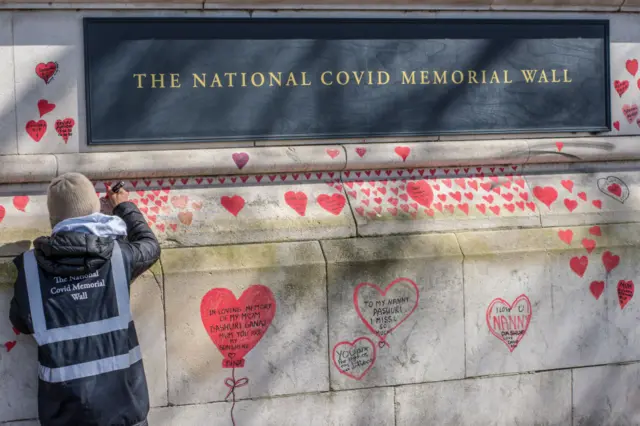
[
  {"left": 486, "top": 294, "right": 532, "bottom": 352},
  {"left": 25, "top": 120, "right": 47, "bottom": 142},
  {"left": 35, "top": 62, "right": 58, "bottom": 84},
  {"left": 354, "top": 278, "right": 419, "bottom": 347},
  {"left": 597, "top": 176, "right": 629, "bottom": 204},
  {"left": 200, "top": 285, "right": 276, "bottom": 368},
  {"left": 618, "top": 280, "right": 634, "bottom": 309},
  {"left": 332, "top": 337, "right": 377, "bottom": 380}
]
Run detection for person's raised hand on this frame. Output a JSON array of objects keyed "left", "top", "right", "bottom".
[{"left": 106, "top": 185, "right": 129, "bottom": 209}]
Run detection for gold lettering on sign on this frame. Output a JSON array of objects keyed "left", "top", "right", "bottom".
[
  {"left": 193, "top": 73, "right": 206, "bottom": 88},
  {"left": 451, "top": 70, "right": 464, "bottom": 84},
  {"left": 241, "top": 73, "right": 248, "bottom": 88},
  {"left": 378, "top": 71, "right": 390, "bottom": 85},
  {"left": 468, "top": 70, "right": 479, "bottom": 84},
  {"left": 301, "top": 72, "right": 312, "bottom": 86},
  {"left": 336, "top": 71, "right": 349, "bottom": 85},
  {"left": 321, "top": 71, "right": 333, "bottom": 86},
  {"left": 521, "top": 70, "right": 538, "bottom": 83},
  {"left": 225, "top": 72, "right": 237, "bottom": 87},
  {"left": 286, "top": 73, "right": 298, "bottom": 86},
  {"left": 150, "top": 74, "right": 165, "bottom": 89},
  {"left": 503, "top": 70, "right": 513, "bottom": 84},
  {"left": 538, "top": 70, "right": 549, "bottom": 83},
  {"left": 433, "top": 71, "right": 447, "bottom": 85},
  {"left": 402, "top": 71, "right": 416, "bottom": 85},
  {"left": 551, "top": 70, "right": 561, "bottom": 83},
  {"left": 210, "top": 74, "right": 223, "bottom": 88},
  {"left": 269, "top": 72, "right": 282, "bottom": 87},
  {"left": 564, "top": 69, "right": 572, "bottom": 83},
  {"left": 252, "top": 72, "right": 265, "bottom": 87},
  {"left": 352, "top": 71, "right": 365, "bottom": 85},
  {"left": 133, "top": 74, "right": 146, "bottom": 89},
  {"left": 170, "top": 73, "right": 181, "bottom": 88},
  {"left": 490, "top": 71, "right": 500, "bottom": 84}
]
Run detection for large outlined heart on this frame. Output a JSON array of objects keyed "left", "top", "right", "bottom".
[
  {"left": 354, "top": 278, "right": 419, "bottom": 346},
  {"left": 486, "top": 294, "right": 532, "bottom": 352},
  {"left": 200, "top": 285, "right": 276, "bottom": 368},
  {"left": 332, "top": 337, "right": 377, "bottom": 380}
]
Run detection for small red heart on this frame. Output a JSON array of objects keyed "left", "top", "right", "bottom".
[
  {"left": 589, "top": 226, "right": 602, "bottom": 236},
  {"left": 355, "top": 147, "right": 367, "bottom": 158},
  {"left": 25, "top": 120, "right": 47, "bottom": 142},
  {"left": 626, "top": 59, "right": 638, "bottom": 76},
  {"left": 394, "top": 146, "right": 411, "bottom": 162},
  {"left": 607, "top": 183, "right": 622, "bottom": 197},
  {"left": 37, "top": 99, "right": 56, "bottom": 117},
  {"left": 570, "top": 256, "right": 588, "bottom": 277},
  {"left": 582, "top": 238, "right": 596, "bottom": 254},
  {"left": 613, "top": 121, "right": 621, "bottom": 131},
  {"left": 614, "top": 80, "right": 630, "bottom": 97},
  {"left": 13, "top": 196, "right": 29, "bottom": 212},
  {"left": 592, "top": 200, "right": 602, "bottom": 209},
  {"left": 602, "top": 251, "right": 620, "bottom": 273},
  {"left": 590, "top": 281, "right": 605, "bottom": 300},
  {"left": 578, "top": 192, "right": 587, "bottom": 201},
  {"left": 326, "top": 148, "right": 340, "bottom": 159},
  {"left": 564, "top": 199, "right": 578, "bottom": 212},
  {"left": 4, "top": 341, "right": 17, "bottom": 352},
  {"left": 35, "top": 62, "right": 58, "bottom": 84},
  {"left": 561, "top": 180, "right": 574, "bottom": 193},
  {"left": 556, "top": 142, "right": 564, "bottom": 152},
  {"left": 618, "top": 280, "right": 634, "bottom": 309},
  {"left": 558, "top": 229, "right": 573, "bottom": 245}
]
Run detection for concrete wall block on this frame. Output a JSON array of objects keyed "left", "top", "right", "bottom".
[
  {"left": 13, "top": 12, "right": 82, "bottom": 154},
  {"left": 345, "top": 165, "right": 540, "bottom": 236},
  {"left": 610, "top": 43, "right": 640, "bottom": 136},
  {"left": 460, "top": 224, "right": 640, "bottom": 377},
  {"left": 131, "top": 269, "right": 168, "bottom": 408},
  {"left": 0, "top": 186, "right": 51, "bottom": 257},
  {"left": 523, "top": 163, "right": 640, "bottom": 227},
  {"left": 0, "top": 12, "right": 18, "bottom": 155},
  {"left": 150, "top": 387, "right": 395, "bottom": 425},
  {"left": 0, "top": 258, "right": 38, "bottom": 423},
  {"left": 526, "top": 137, "right": 640, "bottom": 165},
  {"left": 0, "top": 155, "right": 57, "bottom": 184},
  {"left": 162, "top": 241, "right": 329, "bottom": 405},
  {"left": 322, "top": 234, "right": 465, "bottom": 389},
  {"left": 395, "top": 370, "right": 572, "bottom": 425},
  {"left": 573, "top": 362, "right": 640, "bottom": 425}
]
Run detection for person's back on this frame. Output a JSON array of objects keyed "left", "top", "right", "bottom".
[{"left": 9, "top": 173, "right": 160, "bottom": 426}]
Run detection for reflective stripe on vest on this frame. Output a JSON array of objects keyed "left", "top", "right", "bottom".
[{"left": 24, "top": 243, "right": 140, "bottom": 382}]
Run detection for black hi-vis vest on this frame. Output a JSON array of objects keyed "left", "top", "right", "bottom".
[{"left": 23, "top": 244, "right": 141, "bottom": 383}]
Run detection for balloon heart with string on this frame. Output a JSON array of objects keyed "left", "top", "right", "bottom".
[{"left": 200, "top": 285, "right": 276, "bottom": 368}]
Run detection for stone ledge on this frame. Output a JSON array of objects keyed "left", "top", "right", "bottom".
[
  {"left": 0, "top": 155, "right": 57, "bottom": 184},
  {"left": 457, "top": 223, "right": 640, "bottom": 255},
  {"left": 161, "top": 240, "right": 325, "bottom": 274},
  {"left": 3, "top": 137, "right": 640, "bottom": 183}
]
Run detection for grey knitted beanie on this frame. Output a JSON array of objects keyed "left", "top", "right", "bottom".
[{"left": 47, "top": 172, "right": 100, "bottom": 227}]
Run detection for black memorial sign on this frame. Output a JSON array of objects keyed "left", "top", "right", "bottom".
[{"left": 83, "top": 18, "right": 610, "bottom": 145}]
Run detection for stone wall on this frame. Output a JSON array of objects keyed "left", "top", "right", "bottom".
[{"left": 1, "top": 6, "right": 640, "bottom": 426}]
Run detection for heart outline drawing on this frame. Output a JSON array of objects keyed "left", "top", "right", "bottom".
[
  {"left": 486, "top": 294, "right": 532, "bottom": 353},
  {"left": 332, "top": 336, "right": 377, "bottom": 380},
  {"left": 353, "top": 277, "right": 420, "bottom": 346},
  {"left": 597, "top": 176, "right": 629, "bottom": 204}
]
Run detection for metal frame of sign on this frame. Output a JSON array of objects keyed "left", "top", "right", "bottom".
[{"left": 83, "top": 17, "right": 611, "bottom": 145}]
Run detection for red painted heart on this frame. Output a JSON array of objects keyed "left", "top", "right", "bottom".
[
  {"left": 35, "top": 62, "right": 58, "bottom": 84},
  {"left": 618, "top": 280, "right": 634, "bottom": 309},
  {"left": 332, "top": 337, "right": 376, "bottom": 380},
  {"left": 394, "top": 146, "right": 411, "bottom": 162},
  {"left": 232, "top": 152, "right": 250, "bottom": 170},
  {"left": 486, "top": 294, "right": 532, "bottom": 352},
  {"left": 221, "top": 195, "right": 245, "bottom": 217},
  {"left": 626, "top": 59, "right": 638, "bottom": 76},
  {"left": 614, "top": 80, "right": 630, "bottom": 97},
  {"left": 533, "top": 186, "right": 558, "bottom": 209},
  {"left": 353, "top": 278, "right": 419, "bottom": 345},
  {"left": 406, "top": 180, "right": 434, "bottom": 208},
  {"left": 13, "top": 196, "right": 29, "bottom": 212},
  {"left": 317, "top": 194, "right": 346, "bottom": 215},
  {"left": 570, "top": 256, "right": 589, "bottom": 277},
  {"left": 590, "top": 281, "right": 605, "bottom": 300},
  {"left": 0, "top": 205, "right": 5, "bottom": 224},
  {"left": 55, "top": 118, "right": 75, "bottom": 143},
  {"left": 200, "top": 285, "right": 276, "bottom": 367},
  {"left": 622, "top": 104, "right": 639, "bottom": 124},
  {"left": 557, "top": 229, "right": 573, "bottom": 245},
  {"left": 284, "top": 191, "right": 308, "bottom": 216},
  {"left": 25, "top": 120, "right": 47, "bottom": 142},
  {"left": 4, "top": 341, "right": 17, "bottom": 352},
  {"left": 37, "top": 99, "right": 56, "bottom": 117},
  {"left": 602, "top": 251, "right": 620, "bottom": 273}
]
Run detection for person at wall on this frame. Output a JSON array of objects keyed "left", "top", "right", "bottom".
[{"left": 8, "top": 172, "right": 160, "bottom": 426}]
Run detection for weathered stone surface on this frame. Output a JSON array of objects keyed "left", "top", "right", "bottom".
[
  {"left": 322, "top": 234, "right": 464, "bottom": 389},
  {"left": 205, "top": 0, "right": 492, "bottom": 6},
  {"left": 524, "top": 162, "right": 640, "bottom": 227},
  {"left": 526, "top": 137, "right": 640, "bottom": 164},
  {"left": 609, "top": 43, "right": 640, "bottom": 133},
  {"left": 131, "top": 268, "right": 168, "bottom": 408},
  {"left": 162, "top": 241, "right": 328, "bottom": 405},
  {"left": 345, "top": 165, "right": 540, "bottom": 236},
  {"left": 58, "top": 146, "right": 346, "bottom": 179},
  {"left": 0, "top": 155, "right": 57, "bottom": 184},
  {"left": 150, "top": 387, "right": 394, "bottom": 425},
  {"left": 13, "top": 12, "right": 82, "bottom": 154},
  {"left": 344, "top": 140, "right": 529, "bottom": 170},
  {"left": 0, "top": 12, "right": 17, "bottom": 155},
  {"left": 573, "top": 362, "right": 640, "bottom": 425},
  {"left": 0, "top": 259, "right": 38, "bottom": 424},
  {"left": 395, "top": 370, "right": 572, "bottom": 425},
  {"left": 460, "top": 224, "right": 640, "bottom": 376},
  {"left": 0, "top": 188, "right": 50, "bottom": 257},
  {"left": 491, "top": 0, "right": 622, "bottom": 10}
]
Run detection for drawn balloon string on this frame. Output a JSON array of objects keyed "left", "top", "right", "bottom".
[{"left": 200, "top": 285, "right": 277, "bottom": 426}]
